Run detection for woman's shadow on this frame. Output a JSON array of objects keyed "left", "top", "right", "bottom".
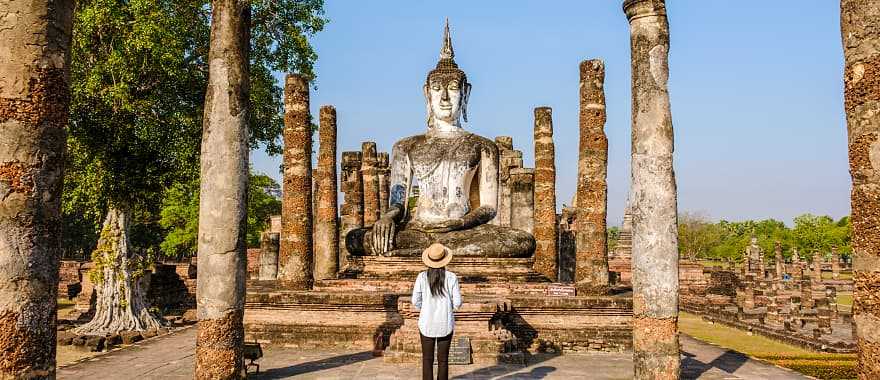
[{"left": 495, "top": 366, "right": 557, "bottom": 379}]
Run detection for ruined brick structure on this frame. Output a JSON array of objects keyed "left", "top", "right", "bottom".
[
  {"left": 279, "top": 74, "right": 313, "bottom": 290},
  {"left": 533, "top": 107, "right": 558, "bottom": 281}
]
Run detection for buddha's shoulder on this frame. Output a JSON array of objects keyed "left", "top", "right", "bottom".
[
  {"left": 392, "top": 134, "right": 428, "bottom": 150},
  {"left": 461, "top": 132, "right": 498, "bottom": 149}
]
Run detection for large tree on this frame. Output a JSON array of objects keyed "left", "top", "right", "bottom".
[
  {"left": 0, "top": 1, "right": 75, "bottom": 377},
  {"left": 66, "top": 0, "right": 325, "bottom": 334}
]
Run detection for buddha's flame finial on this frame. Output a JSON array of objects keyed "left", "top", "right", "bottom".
[{"left": 440, "top": 18, "right": 454, "bottom": 60}]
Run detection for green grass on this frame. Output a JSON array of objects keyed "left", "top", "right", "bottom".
[{"left": 680, "top": 312, "right": 857, "bottom": 379}]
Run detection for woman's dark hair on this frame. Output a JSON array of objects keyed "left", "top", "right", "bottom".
[{"left": 427, "top": 267, "right": 446, "bottom": 297}]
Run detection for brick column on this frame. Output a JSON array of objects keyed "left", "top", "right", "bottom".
[
  {"left": 259, "top": 232, "right": 280, "bottom": 280},
  {"left": 831, "top": 246, "right": 840, "bottom": 280},
  {"left": 841, "top": 0, "right": 880, "bottom": 363},
  {"left": 575, "top": 59, "right": 610, "bottom": 294},
  {"left": 775, "top": 241, "right": 784, "bottom": 280},
  {"left": 624, "top": 0, "right": 680, "bottom": 377},
  {"left": 339, "top": 151, "right": 364, "bottom": 268},
  {"left": 361, "top": 142, "right": 380, "bottom": 226},
  {"left": 279, "top": 74, "right": 313, "bottom": 289},
  {"left": 533, "top": 107, "right": 558, "bottom": 281},
  {"left": 510, "top": 168, "right": 535, "bottom": 234},
  {"left": 314, "top": 105, "right": 339, "bottom": 280},
  {"left": 378, "top": 152, "right": 390, "bottom": 214}
]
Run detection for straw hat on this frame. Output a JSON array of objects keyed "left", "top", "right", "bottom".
[{"left": 422, "top": 243, "right": 453, "bottom": 268}]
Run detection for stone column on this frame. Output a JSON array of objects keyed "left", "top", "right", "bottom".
[
  {"left": 775, "top": 242, "right": 785, "bottom": 280},
  {"left": 841, "top": 2, "right": 880, "bottom": 375},
  {"left": 575, "top": 59, "right": 610, "bottom": 294},
  {"left": 813, "top": 257, "right": 822, "bottom": 280},
  {"left": 831, "top": 246, "right": 840, "bottom": 280},
  {"left": 314, "top": 105, "right": 339, "bottom": 280},
  {"left": 510, "top": 168, "right": 535, "bottom": 234},
  {"left": 361, "top": 142, "right": 380, "bottom": 226},
  {"left": 0, "top": 1, "right": 74, "bottom": 377},
  {"left": 378, "top": 152, "right": 390, "bottom": 214},
  {"left": 624, "top": 0, "right": 680, "bottom": 377},
  {"left": 196, "top": 1, "right": 250, "bottom": 377},
  {"left": 259, "top": 232, "right": 280, "bottom": 280},
  {"left": 495, "top": 136, "right": 522, "bottom": 227},
  {"left": 339, "top": 151, "right": 364, "bottom": 267},
  {"left": 278, "top": 74, "right": 313, "bottom": 290},
  {"left": 533, "top": 107, "right": 558, "bottom": 281}
]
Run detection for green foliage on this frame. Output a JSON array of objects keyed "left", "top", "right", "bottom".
[
  {"left": 158, "top": 182, "right": 200, "bottom": 260},
  {"left": 62, "top": 0, "right": 326, "bottom": 256},
  {"left": 679, "top": 213, "right": 850, "bottom": 262},
  {"left": 606, "top": 226, "right": 620, "bottom": 254},
  {"left": 247, "top": 173, "right": 282, "bottom": 247},
  {"left": 159, "top": 171, "right": 281, "bottom": 257}
]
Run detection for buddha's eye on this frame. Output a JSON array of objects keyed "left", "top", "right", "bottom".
[
  {"left": 431, "top": 84, "right": 441, "bottom": 91},
  {"left": 448, "top": 80, "right": 459, "bottom": 90}
]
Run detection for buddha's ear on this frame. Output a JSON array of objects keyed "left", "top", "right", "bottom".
[
  {"left": 423, "top": 84, "right": 434, "bottom": 128},
  {"left": 461, "top": 82, "right": 472, "bottom": 123}
]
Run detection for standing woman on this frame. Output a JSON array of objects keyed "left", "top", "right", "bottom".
[{"left": 413, "top": 243, "right": 462, "bottom": 380}]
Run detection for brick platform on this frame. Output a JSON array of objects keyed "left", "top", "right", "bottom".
[{"left": 244, "top": 257, "right": 633, "bottom": 363}]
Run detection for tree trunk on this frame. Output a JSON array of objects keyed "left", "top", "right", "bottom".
[
  {"left": 74, "top": 207, "right": 162, "bottom": 335},
  {"left": 195, "top": 0, "right": 250, "bottom": 378},
  {"left": 624, "top": 0, "right": 681, "bottom": 378},
  {"left": 0, "top": 1, "right": 74, "bottom": 378},
  {"left": 841, "top": 1, "right": 880, "bottom": 378}
]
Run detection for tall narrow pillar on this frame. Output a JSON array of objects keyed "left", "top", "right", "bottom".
[
  {"left": 196, "top": 1, "right": 250, "bottom": 377},
  {"left": 259, "top": 232, "right": 280, "bottom": 280},
  {"left": 0, "top": 1, "right": 74, "bottom": 377},
  {"left": 775, "top": 241, "right": 785, "bottom": 280},
  {"left": 533, "top": 107, "right": 558, "bottom": 281},
  {"left": 279, "top": 74, "right": 313, "bottom": 290},
  {"left": 314, "top": 105, "right": 339, "bottom": 280},
  {"left": 378, "top": 152, "right": 390, "bottom": 214},
  {"left": 841, "top": 2, "right": 880, "bottom": 375},
  {"left": 575, "top": 59, "right": 611, "bottom": 294},
  {"left": 510, "top": 168, "right": 535, "bottom": 234},
  {"left": 339, "top": 151, "right": 364, "bottom": 268},
  {"left": 831, "top": 246, "right": 840, "bottom": 280},
  {"left": 624, "top": 0, "right": 680, "bottom": 378},
  {"left": 361, "top": 142, "right": 380, "bottom": 226}
]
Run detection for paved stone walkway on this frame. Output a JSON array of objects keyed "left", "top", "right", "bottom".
[{"left": 57, "top": 327, "right": 809, "bottom": 379}]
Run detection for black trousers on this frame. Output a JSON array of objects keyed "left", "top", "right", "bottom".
[{"left": 420, "top": 331, "right": 453, "bottom": 380}]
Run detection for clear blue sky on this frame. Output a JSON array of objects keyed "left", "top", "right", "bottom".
[{"left": 250, "top": 1, "right": 849, "bottom": 226}]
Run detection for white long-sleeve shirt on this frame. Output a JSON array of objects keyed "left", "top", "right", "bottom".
[{"left": 412, "top": 270, "right": 462, "bottom": 338}]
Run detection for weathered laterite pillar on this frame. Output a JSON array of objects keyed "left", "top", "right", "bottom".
[
  {"left": 279, "top": 74, "right": 313, "bottom": 290},
  {"left": 510, "top": 168, "right": 535, "bottom": 234},
  {"left": 841, "top": 1, "right": 880, "bottom": 377},
  {"left": 831, "top": 246, "right": 840, "bottom": 280},
  {"left": 196, "top": 1, "right": 250, "bottom": 377},
  {"left": 361, "top": 142, "right": 381, "bottom": 226},
  {"left": 0, "top": 1, "right": 74, "bottom": 377},
  {"left": 314, "top": 105, "right": 339, "bottom": 280},
  {"left": 378, "top": 152, "right": 390, "bottom": 214},
  {"left": 533, "top": 107, "right": 558, "bottom": 281},
  {"left": 339, "top": 151, "right": 364, "bottom": 268},
  {"left": 775, "top": 242, "right": 784, "bottom": 280},
  {"left": 575, "top": 59, "right": 611, "bottom": 294},
  {"left": 624, "top": 0, "right": 680, "bottom": 378},
  {"left": 259, "top": 232, "right": 280, "bottom": 280}
]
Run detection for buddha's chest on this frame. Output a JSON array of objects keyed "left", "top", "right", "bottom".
[{"left": 408, "top": 137, "right": 481, "bottom": 182}]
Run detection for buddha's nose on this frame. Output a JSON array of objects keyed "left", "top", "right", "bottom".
[{"left": 441, "top": 87, "right": 449, "bottom": 101}]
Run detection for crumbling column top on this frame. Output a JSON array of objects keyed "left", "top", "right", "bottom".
[{"left": 623, "top": 0, "right": 667, "bottom": 21}]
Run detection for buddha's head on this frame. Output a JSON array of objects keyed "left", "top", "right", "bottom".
[{"left": 425, "top": 20, "right": 471, "bottom": 130}]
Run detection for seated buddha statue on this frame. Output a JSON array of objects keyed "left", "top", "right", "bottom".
[{"left": 346, "top": 22, "right": 535, "bottom": 258}]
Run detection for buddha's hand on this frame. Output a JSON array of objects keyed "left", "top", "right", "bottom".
[
  {"left": 371, "top": 216, "right": 396, "bottom": 255},
  {"left": 418, "top": 218, "right": 464, "bottom": 233}
]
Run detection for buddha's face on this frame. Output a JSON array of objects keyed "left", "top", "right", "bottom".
[{"left": 425, "top": 75, "right": 469, "bottom": 127}]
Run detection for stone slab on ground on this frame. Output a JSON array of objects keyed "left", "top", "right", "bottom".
[{"left": 57, "top": 326, "right": 809, "bottom": 379}]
